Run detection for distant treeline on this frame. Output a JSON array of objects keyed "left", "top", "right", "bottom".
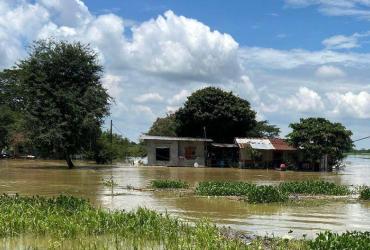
[{"left": 347, "top": 148, "right": 370, "bottom": 154}]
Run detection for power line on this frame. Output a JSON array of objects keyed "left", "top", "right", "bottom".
[
  {"left": 112, "top": 123, "right": 125, "bottom": 136},
  {"left": 353, "top": 136, "right": 370, "bottom": 142}
]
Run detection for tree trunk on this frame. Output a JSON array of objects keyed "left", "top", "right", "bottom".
[{"left": 65, "top": 153, "right": 74, "bottom": 169}]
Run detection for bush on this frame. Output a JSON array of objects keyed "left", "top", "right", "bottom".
[
  {"left": 246, "top": 185, "right": 288, "bottom": 203},
  {"left": 359, "top": 186, "right": 370, "bottom": 200},
  {"left": 151, "top": 180, "right": 189, "bottom": 189},
  {"left": 279, "top": 180, "right": 350, "bottom": 196},
  {"left": 309, "top": 231, "right": 370, "bottom": 250},
  {"left": 195, "top": 181, "right": 256, "bottom": 196}
]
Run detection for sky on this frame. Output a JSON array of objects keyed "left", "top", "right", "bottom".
[{"left": 1, "top": 0, "right": 370, "bottom": 148}]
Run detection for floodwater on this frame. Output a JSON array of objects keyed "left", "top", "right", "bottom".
[{"left": 0, "top": 155, "right": 369, "bottom": 238}]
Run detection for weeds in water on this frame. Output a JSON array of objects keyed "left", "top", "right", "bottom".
[
  {"left": 278, "top": 180, "right": 350, "bottom": 196},
  {"left": 359, "top": 186, "right": 370, "bottom": 200},
  {"left": 102, "top": 176, "right": 118, "bottom": 188},
  {"left": 195, "top": 181, "right": 256, "bottom": 196},
  {"left": 309, "top": 231, "right": 370, "bottom": 250},
  {"left": 246, "top": 185, "right": 288, "bottom": 203},
  {"left": 151, "top": 179, "right": 189, "bottom": 189}
]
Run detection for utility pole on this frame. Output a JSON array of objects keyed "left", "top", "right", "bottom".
[
  {"left": 203, "top": 126, "right": 208, "bottom": 167},
  {"left": 110, "top": 120, "right": 113, "bottom": 164}
]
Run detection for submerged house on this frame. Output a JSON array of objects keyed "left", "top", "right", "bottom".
[
  {"left": 235, "top": 138, "right": 297, "bottom": 168},
  {"left": 140, "top": 135, "right": 212, "bottom": 167}
]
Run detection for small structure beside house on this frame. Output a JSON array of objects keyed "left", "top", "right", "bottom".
[
  {"left": 140, "top": 135, "right": 212, "bottom": 167},
  {"left": 235, "top": 138, "right": 297, "bottom": 168}
]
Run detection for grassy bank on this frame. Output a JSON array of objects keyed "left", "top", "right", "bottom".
[{"left": 0, "top": 195, "right": 369, "bottom": 249}]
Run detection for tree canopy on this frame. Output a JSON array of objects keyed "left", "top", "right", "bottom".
[
  {"left": 175, "top": 87, "right": 257, "bottom": 142},
  {"left": 287, "top": 117, "right": 353, "bottom": 167},
  {"left": 2, "top": 40, "right": 111, "bottom": 168},
  {"left": 147, "top": 114, "right": 178, "bottom": 137}
]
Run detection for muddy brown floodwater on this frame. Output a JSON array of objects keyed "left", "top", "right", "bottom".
[{"left": 0, "top": 155, "right": 369, "bottom": 238}]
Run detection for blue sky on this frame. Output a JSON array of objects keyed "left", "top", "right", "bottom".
[{"left": 1, "top": 0, "right": 370, "bottom": 148}]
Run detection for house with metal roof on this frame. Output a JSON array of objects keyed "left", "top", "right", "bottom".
[
  {"left": 140, "top": 135, "right": 212, "bottom": 167},
  {"left": 235, "top": 138, "right": 297, "bottom": 168}
]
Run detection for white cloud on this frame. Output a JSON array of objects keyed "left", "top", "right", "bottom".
[
  {"left": 322, "top": 35, "right": 359, "bottom": 49},
  {"left": 134, "top": 93, "right": 164, "bottom": 103},
  {"left": 102, "top": 74, "right": 123, "bottom": 99},
  {"left": 285, "top": 0, "right": 370, "bottom": 20},
  {"left": 327, "top": 91, "right": 370, "bottom": 118},
  {"left": 168, "top": 89, "right": 190, "bottom": 104},
  {"left": 240, "top": 46, "right": 370, "bottom": 69},
  {"left": 315, "top": 65, "right": 346, "bottom": 78},
  {"left": 285, "top": 87, "right": 325, "bottom": 112}
]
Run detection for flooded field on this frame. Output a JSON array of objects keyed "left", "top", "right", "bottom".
[{"left": 0, "top": 155, "right": 369, "bottom": 238}]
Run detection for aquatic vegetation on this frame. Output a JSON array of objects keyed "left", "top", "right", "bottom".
[
  {"left": 279, "top": 180, "right": 350, "bottom": 196},
  {"left": 0, "top": 194, "right": 246, "bottom": 249},
  {"left": 359, "top": 186, "right": 370, "bottom": 200},
  {"left": 195, "top": 181, "right": 256, "bottom": 196},
  {"left": 309, "top": 231, "right": 370, "bottom": 250},
  {"left": 102, "top": 176, "right": 118, "bottom": 188},
  {"left": 151, "top": 179, "right": 189, "bottom": 189},
  {"left": 246, "top": 185, "right": 288, "bottom": 203}
]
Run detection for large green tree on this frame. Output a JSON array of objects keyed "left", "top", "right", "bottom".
[
  {"left": 4, "top": 40, "right": 110, "bottom": 168},
  {"left": 287, "top": 117, "right": 353, "bottom": 167},
  {"left": 175, "top": 87, "right": 257, "bottom": 142},
  {"left": 249, "top": 120, "right": 280, "bottom": 138}
]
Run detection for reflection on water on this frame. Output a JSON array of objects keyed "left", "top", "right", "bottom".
[{"left": 0, "top": 155, "right": 369, "bottom": 237}]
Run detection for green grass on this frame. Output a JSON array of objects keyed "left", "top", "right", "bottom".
[
  {"left": 279, "top": 180, "right": 350, "bottom": 196},
  {"left": 151, "top": 179, "right": 189, "bottom": 189},
  {"left": 246, "top": 185, "right": 288, "bottom": 203},
  {"left": 0, "top": 194, "right": 245, "bottom": 249},
  {"left": 359, "top": 186, "right": 370, "bottom": 200},
  {"left": 195, "top": 181, "right": 256, "bottom": 196},
  {"left": 0, "top": 194, "right": 369, "bottom": 249},
  {"left": 309, "top": 231, "right": 370, "bottom": 250}
]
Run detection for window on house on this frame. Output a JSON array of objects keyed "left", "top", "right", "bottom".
[
  {"left": 185, "top": 146, "right": 196, "bottom": 160},
  {"left": 156, "top": 147, "right": 170, "bottom": 161}
]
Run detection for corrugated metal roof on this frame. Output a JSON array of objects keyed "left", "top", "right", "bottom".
[
  {"left": 140, "top": 135, "right": 213, "bottom": 142},
  {"left": 211, "top": 143, "right": 238, "bottom": 148},
  {"left": 235, "top": 138, "right": 296, "bottom": 151},
  {"left": 270, "top": 138, "right": 296, "bottom": 151},
  {"left": 235, "top": 138, "right": 274, "bottom": 150}
]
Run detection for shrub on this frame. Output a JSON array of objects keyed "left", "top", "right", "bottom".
[
  {"left": 279, "top": 180, "right": 350, "bottom": 196},
  {"left": 309, "top": 231, "right": 370, "bottom": 250},
  {"left": 359, "top": 186, "right": 370, "bottom": 200},
  {"left": 246, "top": 185, "right": 288, "bottom": 203},
  {"left": 151, "top": 180, "right": 189, "bottom": 189},
  {"left": 195, "top": 181, "right": 256, "bottom": 196}
]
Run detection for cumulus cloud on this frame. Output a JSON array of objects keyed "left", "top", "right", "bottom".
[
  {"left": 134, "top": 93, "right": 164, "bottom": 103},
  {"left": 315, "top": 65, "right": 346, "bottom": 78},
  {"left": 285, "top": 87, "right": 325, "bottom": 112},
  {"left": 327, "top": 91, "right": 370, "bottom": 118}
]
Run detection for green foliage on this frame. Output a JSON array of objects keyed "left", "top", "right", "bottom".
[
  {"left": 309, "top": 231, "right": 370, "bottom": 250},
  {"left": 279, "top": 180, "right": 350, "bottom": 196},
  {"left": 90, "top": 130, "right": 146, "bottom": 164},
  {"left": 148, "top": 114, "right": 178, "bottom": 137},
  {"left": 246, "top": 185, "right": 288, "bottom": 203},
  {"left": 0, "top": 194, "right": 247, "bottom": 249},
  {"left": 249, "top": 120, "right": 281, "bottom": 138},
  {"left": 151, "top": 180, "right": 189, "bottom": 189},
  {"left": 359, "top": 186, "right": 370, "bottom": 200},
  {"left": 287, "top": 117, "right": 353, "bottom": 167},
  {"left": 195, "top": 181, "right": 257, "bottom": 196},
  {"left": 175, "top": 87, "right": 257, "bottom": 142}
]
